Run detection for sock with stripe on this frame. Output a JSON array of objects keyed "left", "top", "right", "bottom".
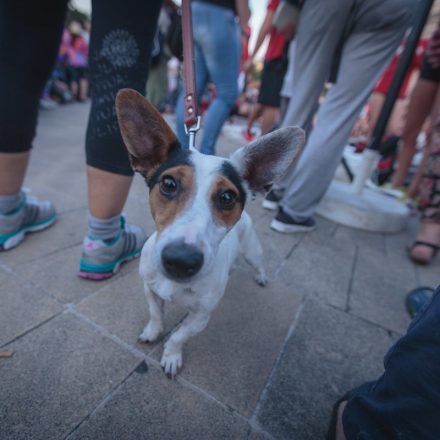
[
  {"left": 87, "top": 213, "right": 122, "bottom": 242},
  {"left": 0, "top": 191, "right": 24, "bottom": 215}
]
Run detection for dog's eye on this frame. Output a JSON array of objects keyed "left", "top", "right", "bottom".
[
  {"left": 160, "top": 175, "right": 178, "bottom": 197},
  {"left": 218, "top": 190, "right": 237, "bottom": 210}
]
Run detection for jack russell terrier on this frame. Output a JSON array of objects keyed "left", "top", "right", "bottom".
[{"left": 115, "top": 89, "right": 305, "bottom": 378}]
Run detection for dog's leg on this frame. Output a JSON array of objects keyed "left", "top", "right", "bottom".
[
  {"left": 139, "top": 284, "right": 164, "bottom": 343},
  {"left": 240, "top": 216, "right": 267, "bottom": 286},
  {"left": 161, "top": 311, "right": 211, "bottom": 378}
]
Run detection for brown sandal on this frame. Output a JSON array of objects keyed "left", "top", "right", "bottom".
[{"left": 408, "top": 240, "right": 440, "bottom": 265}]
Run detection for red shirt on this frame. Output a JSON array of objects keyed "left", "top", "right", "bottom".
[
  {"left": 265, "top": 0, "right": 287, "bottom": 61},
  {"left": 373, "top": 38, "right": 428, "bottom": 99}
]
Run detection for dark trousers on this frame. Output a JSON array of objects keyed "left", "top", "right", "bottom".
[
  {"left": 343, "top": 285, "right": 440, "bottom": 439},
  {"left": 0, "top": 0, "right": 162, "bottom": 176}
]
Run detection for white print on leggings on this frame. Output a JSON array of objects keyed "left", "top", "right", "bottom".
[
  {"left": 100, "top": 29, "right": 140, "bottom": 68},
  {"left": 88, "top": 29, "right": 142, "bottom": 140}
]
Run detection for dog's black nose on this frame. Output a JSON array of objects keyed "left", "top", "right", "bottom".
[{"left": 161, "top": 242, "right": 204, "bottom": 279}]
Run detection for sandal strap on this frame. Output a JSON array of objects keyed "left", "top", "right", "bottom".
[{"left": 412, "top": 240, "right": 440, "bottom": 251}]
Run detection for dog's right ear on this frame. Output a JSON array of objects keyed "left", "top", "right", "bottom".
[
  {"left": 116, "top": 89, "right": 179, "bottom": 180},
  {"left": 230, "top": 127, "right": 305, "bottom": 193}
]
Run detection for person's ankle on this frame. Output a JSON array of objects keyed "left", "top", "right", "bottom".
[
  {"left": 87, "top": 213, "right": 122, "bottom": 242},
  {"left": 0, "top": 191, "right": 25, "bottom": 215}
]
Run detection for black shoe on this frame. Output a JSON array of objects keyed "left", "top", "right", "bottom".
[
  {"left": 262, "top": 189, "right": 282, "bottom": 211},
  {"left": 270, "top": 208, "right": 316, "bottom": 233}
]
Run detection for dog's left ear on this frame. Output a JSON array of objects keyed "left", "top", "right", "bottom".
[
  {"left": 115, "top": 89, "right": 178, "bottom": 180},
  {"left": 229, "top": 127, "right": 305, "bottom": 193}
]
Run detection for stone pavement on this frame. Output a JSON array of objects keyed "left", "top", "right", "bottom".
[{"left": 1, "top": 102, "right": 438, "bottom": 440}]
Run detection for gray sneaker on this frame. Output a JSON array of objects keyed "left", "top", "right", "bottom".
[
  {"left": 78, "top": 216, "right": 147, "bottom": 281},
  {"left": 0, "top": 196, "right": 57, "bottom": 251}
]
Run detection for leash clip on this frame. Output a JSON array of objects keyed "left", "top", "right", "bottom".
[{"left": 184, "top": 116, "right": 201, "bottom": 150}]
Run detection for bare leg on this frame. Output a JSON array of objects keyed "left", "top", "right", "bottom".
[
  {"left": 139, "top": 285, "right": 164, "bottom": 343},
  {"left": 260, "top": 106, "right": 280, "bottom": 134},
  {"left": 0, "top": 152, "right": 30, "bottom": 195},
  {"left": 367, "top": 92, "right": 385, "bottom": 139},
  {"left": 246, "top": 103, "right": 264, "bottom": 132},
  {"left": 79, "top": 78, "right": 89, "bottom": 101},
  {"left": 87, "top": 165, "right": 132, "bottom": 219},
  {"left": 391, "top": 79, "right": 438, "bottom": 188},
  {"left": 161, "top": 311, "right": 211, "bottom": 377}
]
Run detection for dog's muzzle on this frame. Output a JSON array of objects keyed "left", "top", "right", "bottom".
[{"left": 161, "top": 242, "right": 204, "bottom": 280}]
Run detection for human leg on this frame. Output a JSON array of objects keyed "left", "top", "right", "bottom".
[
  {"left": 276, "top": 0, "right": 412, "bottom": 224},
  {"left": 391, "top": 78, "right": 439, "bottom": 188},
  {"left": 409, "top": 96, "right": 440, "bottom": 265},
  {"left": 78, "top": 0, "right": 162, "bottom": 278},
  {"left": 272, "top": 0, "right": 353, "bottom": 194},
  {"left": 260, "top": 106, "right": 280, "bottom": 135},
  {"left": 0, "top": 0, "right": 68, "bottom": 249},
  {"left": 193, "top": 2, "right": 240, "bottom": 155},
  {"left": 328, "top": 285, "right": 440, "bottom": 439}
]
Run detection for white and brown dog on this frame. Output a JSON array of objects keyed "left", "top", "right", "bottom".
[{"left": 115, "top": 89, "right": 304, "bottom": 378}]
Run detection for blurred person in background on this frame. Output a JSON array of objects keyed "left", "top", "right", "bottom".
[
  {"left": 243, "top": 0, "right": 288, "bottom": 140},
  {"left": 66, "top": 21, "right": 89, "bottom": 102},
  {"left": 264, "top": 0, "right": 414, "bottom": 234},
  {"left": 175, "top": 0, "right": 250, "bottom": 155}
]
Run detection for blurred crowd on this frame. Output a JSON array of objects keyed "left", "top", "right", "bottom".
[{"left": 40, "top": 19, "right": 90, "bottom": 109}]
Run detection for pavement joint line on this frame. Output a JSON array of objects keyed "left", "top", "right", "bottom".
[
  {"left": 66, "top": 304, "right": 147, "bottom": 360},
  {"left": 66, "top": 304, "right": 274, "bottom": 436},
  {"left": 272, "top": 234, "right": 305, "bottom": 280},
  {"left": 63, "top": 359, "right": 141, "bottom": 440},
  {"left": 326, "top": 302, "right": 404, "bottom": 337},
  {"left": 71, "top": 267, "right": 137, "bottom": 309},
  {"left": 345, "top": 245, "right": 359, "bottom": 312},
  {"left": 0, "top": 309, "right": 65, "bottom": 349},
  {"left": 249, "top": 301, "right": 305, "bottom": 427}
]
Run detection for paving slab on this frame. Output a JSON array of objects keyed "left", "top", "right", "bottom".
[
  {"left": 278, "top": 232, "right": 356, "bottom": 309},
  {"left": 252, "top": 215, "right": 303, "bottom": 280},
  {"left": 68, "top": 363, "right": 249, "bottom": 440},
  {"left": 256, "top": 299, "right": 395, "bottom": 440},
  {"left": 76, "top": 272, "right": 187, "bottom": 352},
  {"left": 13, "top": 244, "right": 136, "bottom": 304},
  {"left": 151, "top": 271, "right": 303, "bottom": 417},
  {"left": 0, "top": 268, "right": 62, "bottom": 347},
  {"left": 349, "top": 246, "right": 416, "bottom": 333},
  {"left": 0, "top": 312, "right": 140, "bottom": 440},
  {"left": 0, "top": 208, "right": 87, "bottom": 267},
  {"left": 416, "top": 263, "right": 440, "bottom": 289},
  {"left": 333, "top": 225, "right": 386, "bottom": 254}
]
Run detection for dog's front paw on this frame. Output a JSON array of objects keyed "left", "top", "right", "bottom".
[
  {"left": 160, "top": 349, "right": 183, "bottom": 379},
  {"left": 255, "top": 271, "right": 267, "bottom": 287},
  {"left": 138, "top": 322, "right": 163, "bottom": 344}
]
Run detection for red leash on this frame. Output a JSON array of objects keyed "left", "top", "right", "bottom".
[{"left": 181, "top": 0, "right": 200, "bottom": 148}]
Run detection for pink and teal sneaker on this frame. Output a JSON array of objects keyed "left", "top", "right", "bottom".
[{"left": 78, "top": 217, "right": 147, "bottom": 281}]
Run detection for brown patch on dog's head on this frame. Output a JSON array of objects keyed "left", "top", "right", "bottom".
[
  {"left": 149, "top": 165, "right": 195, "bottom": 233},
  {"left": 115, "top": 89, "right": 178, "bottom": 181},
  {"left": 210, "top": 175, "right": 244, "bottom": 229}
]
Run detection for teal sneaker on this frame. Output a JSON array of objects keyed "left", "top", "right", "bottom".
[
  {"left": 0, "top": 196, "right": 57, "bottom": 251},
  {"left": 78, "top": 216, "right": 147, "bottom": 281}
]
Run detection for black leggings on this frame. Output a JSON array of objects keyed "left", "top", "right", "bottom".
[{"left": 0, "top": 0, "right": 162, "bottom": 176}]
